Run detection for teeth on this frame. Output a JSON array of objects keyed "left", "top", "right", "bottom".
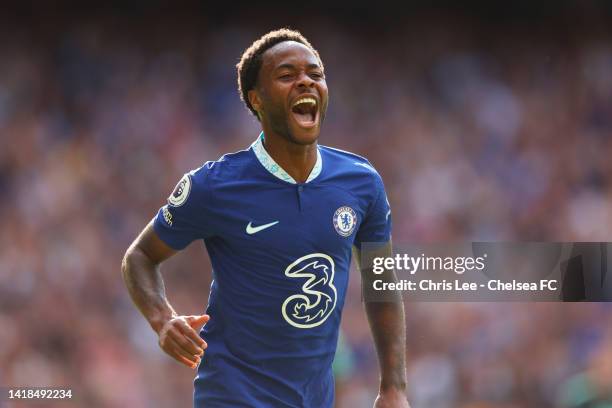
[{"left": 292, "top": 97, "right": 317, "bottom": 107}]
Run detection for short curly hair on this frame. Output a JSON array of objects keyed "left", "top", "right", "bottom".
[{"left": 236, "top": 28, "right": 323, "bottom": 120}]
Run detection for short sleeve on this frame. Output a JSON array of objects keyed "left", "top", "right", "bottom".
[
  {"left": 153, "top": 168, "right": 213, "bottom": 250},
  {"left": 354, "top": 173, "right": 392, "bottom": 247}
]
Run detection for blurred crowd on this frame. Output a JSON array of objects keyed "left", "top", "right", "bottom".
[{"left": 0, "top": 6, "right": 611, "bottom": 408}]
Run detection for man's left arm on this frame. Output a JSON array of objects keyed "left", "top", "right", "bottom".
[{"left": 354, "top": 242, "right": 410, "bottom": 408}]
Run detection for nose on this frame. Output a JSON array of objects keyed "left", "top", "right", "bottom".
[{"left": 296, "top": 71, "right": 315, "bottom": 88}]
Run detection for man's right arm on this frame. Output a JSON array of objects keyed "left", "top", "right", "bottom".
[{"left": 121, "top": 221, "right": 208, "bottom": 369}]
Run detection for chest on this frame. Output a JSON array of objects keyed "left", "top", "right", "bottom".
[{"left": 208, "top": 182, "right": 365, "bottom": 256}]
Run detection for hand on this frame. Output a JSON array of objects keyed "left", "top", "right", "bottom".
[
  {"left": 157, "top": 314, "right": 209, "bottom": 369},
  {"left": 373, "top": 388, "right": 410, "bottom": 408}
]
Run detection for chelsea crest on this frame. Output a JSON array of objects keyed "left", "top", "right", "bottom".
[{"left": 333, "top": 206, "right": 357, "bottom": 237}]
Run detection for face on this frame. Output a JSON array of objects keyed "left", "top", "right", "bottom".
[{"left": 249, "top": 41, "right": 328, "bottom": 145}]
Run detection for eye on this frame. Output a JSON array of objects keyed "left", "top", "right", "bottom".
[
  {"left": 278, "top": 73, "right": 294, "bottom": 80},
  {"left": 310, "top": 72, "right": 324, "bottom": 80}
]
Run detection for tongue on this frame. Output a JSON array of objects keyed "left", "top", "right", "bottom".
[
  {"left": 292, "top": 111, "right": 314, "bottom": 125},
  {"left": 291, "top": 105, "right": 315, "bottom": 126}
]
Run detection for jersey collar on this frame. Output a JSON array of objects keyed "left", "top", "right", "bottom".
[{"left": 251, "top": 132, "right": 322, "bottom": 184}]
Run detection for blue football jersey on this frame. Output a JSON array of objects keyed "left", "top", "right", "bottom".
[{"left": 153, "top": 133, "right": 392, "bottom": 408}]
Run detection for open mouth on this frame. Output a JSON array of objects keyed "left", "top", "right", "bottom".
[{"left": 290, "top": 96, "right": 318, "bottom": 128}]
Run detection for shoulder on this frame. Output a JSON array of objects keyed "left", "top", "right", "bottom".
[
  {"left": 169, "top": 148, "right": 255, "bottom": 207},
  {"left": 187, "top": 147, "right": 255, "bottom": 185},
  {"left": 319, "top": 145, "right": 384, "bottom": 184}
]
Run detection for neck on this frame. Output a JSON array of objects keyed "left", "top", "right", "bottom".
[{"left": 261, "top": 129, "right": 318, "bottom": 184}]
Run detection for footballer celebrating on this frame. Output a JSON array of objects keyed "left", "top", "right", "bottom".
[{"left": 122, "top": 29, "right": 409, "bottom": 408}]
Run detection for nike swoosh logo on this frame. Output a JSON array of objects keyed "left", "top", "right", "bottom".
[{"left": 246, "top": 221, "right": 279, "bottom": 235}]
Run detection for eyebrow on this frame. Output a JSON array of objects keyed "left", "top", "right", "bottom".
[{"left": 274, "top": 63, "right": 321, "bottom": 71}]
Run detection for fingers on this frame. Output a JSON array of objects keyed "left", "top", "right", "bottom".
[
  {"left": 157, "top": 316, "right": 210, "bottom": 369},
  {"left": 177, "top": 320, "right": 207, "bottom": 350},
  {"left": 169, "top": 324, "right": 205, "bottom": 356},
  {"left": 165, "top": 336, "right": 201, "bottom": 368},
  {"left": 159, "top": 333, "right": 200, "bottom": 369},
  {"left": 186, "top": 314, "right": 210, "bottom": 331}
]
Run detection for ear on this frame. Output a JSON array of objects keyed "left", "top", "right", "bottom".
[{"left": 248, "top": 89, "right": 263, "bottom": 119}]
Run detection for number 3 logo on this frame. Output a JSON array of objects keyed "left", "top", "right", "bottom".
[{"left": 282, "top": 253, "right": 338, "bottom": 329}]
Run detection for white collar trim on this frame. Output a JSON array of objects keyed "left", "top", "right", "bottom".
[{"left": 251, "top": 132, "right": 322, "bottom": 184}]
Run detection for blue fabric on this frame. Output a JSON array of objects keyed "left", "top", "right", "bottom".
[{"left": 153, "top": 139, "right": 391, "bottom": 408}]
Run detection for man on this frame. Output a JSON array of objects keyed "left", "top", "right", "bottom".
[{"left": 122, "top": 28, "right": 409, "bottom": 407}]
